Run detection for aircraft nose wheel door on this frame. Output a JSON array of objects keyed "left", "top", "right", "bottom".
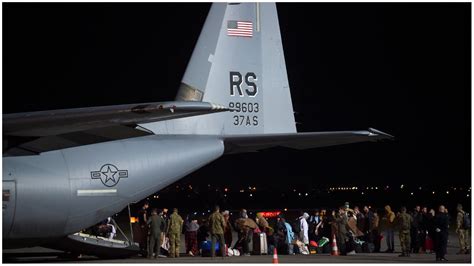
[{"left": 3, "top": 181, "right": 16, "bottom": 238}]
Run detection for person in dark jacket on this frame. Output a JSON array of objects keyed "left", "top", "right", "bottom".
[
  {"left": 363, "top": 206, "right": 374, "bottom": 243},
  {"left": 410, "top": 206, "right": 423, "bottom": 253},
  {"left": 434, "top": 205, "right": 450, "bottom": 261},
  {"left": 197, "top": 218, "right": 209, "bottom": 244},
  {"left": 138, "top": 202, "right": 150, "bottom": 256},
  {"left": 147, "top": 208, "right": 165, "bottom": 259}
]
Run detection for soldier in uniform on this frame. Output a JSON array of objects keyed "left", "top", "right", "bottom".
[
  {"left": 138, "top": 202, "right": 150, "bottom": 256},
  {"left": 397, "top": 207, "right": 412, "bottom": 257},
  {"left": 208, "top": 205, "right": 226, "bottom": 258},
  {"left": 166, "top": 208, "right": 183, "bottom": 258},
  {"left": 456, "top": 204, "right": 470, "bottom": 254},
  {"left": 147, "top": 208, "right": 165, "bottom": 259}
]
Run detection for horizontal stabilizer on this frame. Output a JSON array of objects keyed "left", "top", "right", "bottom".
[
  {"left": 223, "top": 128, "right": 393, "bottom": 154},
  {"left": 4, "top": 101, "right": 229, "bottom": 137}
]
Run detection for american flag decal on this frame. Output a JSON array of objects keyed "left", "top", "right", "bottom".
[{"left": 227, "top": 20, "right": 253, "bottom": 37}]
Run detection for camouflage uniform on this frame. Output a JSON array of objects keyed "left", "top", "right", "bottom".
[
  {"left": 397, "top": 211, "right": 412, "bottom": 256},
  {"left": 167, "top": 209, "right": 183, "bottom": 258},
  {"left": 456, "top": 210, "right": 470, "bottom": 254},
  {"left": 208, "top": 210, "right": 226, "bottom": 257}
]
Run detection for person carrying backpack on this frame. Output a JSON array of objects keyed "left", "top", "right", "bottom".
[{"left": 456, "top": 204, "right": 470, "bottom": 254}]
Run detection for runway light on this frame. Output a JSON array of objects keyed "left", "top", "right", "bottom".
[
  {"left": 446, "top": 191, "right": 449, "bottom": 194},
  {"left": 400, "top": 184, "right": 404, "bottom": 189},
  {"left": 224, "top": 188, "right": 228, "bottom": 192},
  {"left": 375, "top": 187, "right": 378, "bottom": 190},
  {"left": 361, "top": 192, "right": 365, "bottom": 195},
  {"left": 250, "top": 194, "right": 253, "bottom": 197},
  {"left": 467, "top": 194, "right": 470, "bottom": 197},
  {"left": 432, "top": 191, "right": 435, "bottom": 195},
  {"left": 298, "top": 193, "right": 302, "bottom": 196},
  {"left": 305, "top": 193, "right": 308, "bottom": 196},
  {"left": 419, "top": 187, "right": 422, "bottom": 190},
  {"left": 240, "top": 190, "right": 244, "bottom": 193},
  {"left": 284, "top": 208, "right": 288, "bottom": 211},
  {"left": 410, "top": 192, "right": 414, "bottom": 196}
]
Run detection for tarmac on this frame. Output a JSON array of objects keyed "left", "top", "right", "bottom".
[{"left": 4, "top": 232, "right": 471, "bottom": 263}]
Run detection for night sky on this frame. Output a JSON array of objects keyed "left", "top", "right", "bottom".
[{"left": 3, "top": 3, "right": 471, "bottom": 191}]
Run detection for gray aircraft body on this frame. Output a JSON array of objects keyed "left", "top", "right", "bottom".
[{"left": 3, "top": 3, "right": 392, "bottom": 249}]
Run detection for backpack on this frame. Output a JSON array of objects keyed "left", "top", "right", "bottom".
[
  {"left": 462, "top": 212, "right": 471, "bottom": 229},
  {"left": 292, "top": 219, "right": 301, "bottom": 234}
]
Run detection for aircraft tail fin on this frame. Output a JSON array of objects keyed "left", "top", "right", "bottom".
[{"left": 143, "top": 3, "right": 296, "bottom": 135}]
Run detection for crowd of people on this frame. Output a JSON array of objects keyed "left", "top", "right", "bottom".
[{"left": 132, "top": 201, "right": 470, "bottom": 262}]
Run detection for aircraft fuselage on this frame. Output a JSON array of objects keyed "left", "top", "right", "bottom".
[{"left": 3, "top": 135, "right": 224, "bottom": 246}]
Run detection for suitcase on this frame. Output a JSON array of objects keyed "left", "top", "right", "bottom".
[
  {"left": 424, "top": 237, "right": 433, "bottom": 251},
  {"left": 252, "top": 232, "right": 268, "bottom": 255}
]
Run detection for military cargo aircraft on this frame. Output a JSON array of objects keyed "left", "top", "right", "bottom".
[{"left": 3, "top": 3, "right": 392, "bottom": 252}]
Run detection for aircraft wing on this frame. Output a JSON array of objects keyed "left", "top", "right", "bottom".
[
  {"left": 4, "top": 101, "right": 228, "bottom": 137},
  {"left": 223, "top": 128, "right": 393, "bottom": 154}
]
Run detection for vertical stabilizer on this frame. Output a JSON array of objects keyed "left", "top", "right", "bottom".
[{"left": 142, "top": 3, "right": 296, "bottom": 135}]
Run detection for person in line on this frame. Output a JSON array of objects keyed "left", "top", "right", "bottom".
[
  {"left": 197, "top": 218, "right": 209, "bottom": 244},
  {"left": 354, "top": 206, "right": 366, "bottom": 235},
  {"left": 234, "top": 209, "right": 255, "bottom": 256},
  {"left": 208, "top": 206, "right": 226, "bottom": 258},
  {"left": 382, "top": 205, "right": 396, "bottom": 253},
  {"left": 334, "top": 207, "right": 349, "bottom": 256},
  {"left": 275, "top": 215, "right": 287, "bottom": 254},
  {"left": 222, "top": 210, "right": 233, "bottom": 249},
  {"left": 147, "top": 208, "right": 165, "bottom": 259},
  {"left": 166, "top": 208, "right": 183, "bottom": 258},
  {"left": 397, "top": 207, "right": 412, "bottom": 257},
  {"left": 308, "top": 209, "right": 321, "bottom": 242},
  {"left": 362, "top": 206, "right": 374, "bottom": 244},
  {"left": 434, "top": 205, "right": 449, "bottom": 261},
  {"left": 319, "top": 210, "right": 332, "bottom": 241},
  {"left": 410, "top": 205, "right": 423, "bottom": 254},
  {"left": 299, "top": 212, "right": 310, "bottom": 246},
  {"left": 371, "top": 210, "right": 381, "bottom": 253},
  {"left": 138, "top": 202, "right": 150, "bottom": 256},
  {"left": 346, "top": 210, "right": 364, "bottom": 254},
  {"left": 185, "top": 215, "right": 200, "bottom": 256},
  {"left": 158, "top": 208, "right": 170, "bottom": 258},
  {"left": 456, "top": 204, "right": 470, "bottom": 255}
]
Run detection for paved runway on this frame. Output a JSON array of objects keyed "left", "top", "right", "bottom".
[{"left": 4, "top": 232, "right": 471, "bottom": 263}]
